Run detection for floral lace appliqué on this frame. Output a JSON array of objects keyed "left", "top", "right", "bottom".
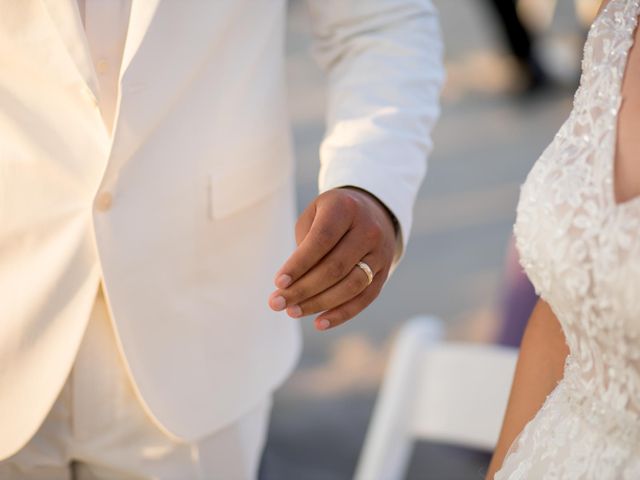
[{"left": 496, "top": 1, "right": 640, "bottom": 478}]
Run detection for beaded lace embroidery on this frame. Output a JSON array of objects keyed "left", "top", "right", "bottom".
[{"left": 496, "top": 1, "right": 640, "bottom": 478}]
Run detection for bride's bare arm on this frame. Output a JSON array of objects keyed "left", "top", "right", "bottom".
[
  {"left": 485, "top": 299, "right": 569, "bottom": 479},
  {"left": 599, "top": 0, "right": 611, "bottom": 14}
]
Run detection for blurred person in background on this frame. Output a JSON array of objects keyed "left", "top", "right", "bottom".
[
  {"left": 0, "top": 1, "right": 443, "bottom": 478},
  {"left": 488, "top": 0, "right": 640, "bottom": 477},
  {"left": 483, "top": 0, "right": 551, "bottom": 93}
]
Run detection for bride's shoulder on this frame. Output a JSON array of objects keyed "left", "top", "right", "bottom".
[{"left": 597, "top": 0, "right": 612, "bottom": 16}]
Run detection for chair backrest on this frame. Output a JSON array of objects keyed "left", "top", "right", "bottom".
[
  {"left": 355, "top": 317, "right": 518, "bottom": 480},
  {"left": 411, "top": 343, "right": 518, "bottom": 450}
]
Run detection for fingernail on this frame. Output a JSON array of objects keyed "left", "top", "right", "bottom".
[
  {"left": 317, "top": 319, "right": 331, "bottom": 331},
  {"left": 276, "top": 274, "right": 292, "bottom": 289},
  {"left": 288, "top": 305, "right": 302, "bottom": 318},
  {"left": 270, "top": 295, "right": 286, "bottom": 311}
]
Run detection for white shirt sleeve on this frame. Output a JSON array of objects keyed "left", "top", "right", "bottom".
[{"left": 305, "top": 0, "right": 445, "bottom": 262}]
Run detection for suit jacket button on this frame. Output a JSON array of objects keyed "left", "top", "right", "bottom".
[
  {"left": 96, "top": 59, "right": 109, "bottom": 74},
  {"left": 96, "top": 192, "right": 113, "bottom": 212}
]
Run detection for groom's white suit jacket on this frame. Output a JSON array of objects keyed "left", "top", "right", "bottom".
[{"left": 0, "top": 0, "right": 443, "bottom": 458}]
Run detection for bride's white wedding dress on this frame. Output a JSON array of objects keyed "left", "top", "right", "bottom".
[{"left": 495, "top": 1, "right": 640, "bottom": 478}]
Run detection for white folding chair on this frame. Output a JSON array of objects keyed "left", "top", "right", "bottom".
[{"left": 355, "top": 316, "right": 518, "bottom": 480}]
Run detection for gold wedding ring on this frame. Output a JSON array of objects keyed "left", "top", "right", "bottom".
[{"left": 356, "top": 261, "right": 374, "bottom": 286}]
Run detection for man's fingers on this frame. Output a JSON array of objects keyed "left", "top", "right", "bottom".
[
  {"left": 270, "top": 188, "right": 397, "bottom": 325},
  {"left": 314, "top": 271, "right": 387, "bottom": 331},
  {"left": 294, "top": 202, "right": 315, "bottom": 246},
  {"left": 273, "top": 199, "right": 353, "bottom": 289},
  {"left": 285, "top": 254, "right": 379, "bottom": 318},
  {"left": 274, "top": 230, "right": 369, "bottom": 307},
  {"left": 273, "top": 204, "right": 315, "bottom": 291}
]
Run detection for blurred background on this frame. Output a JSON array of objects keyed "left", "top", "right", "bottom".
[{"left": 263, "top": 1, "right": 599, "bottom": 478}]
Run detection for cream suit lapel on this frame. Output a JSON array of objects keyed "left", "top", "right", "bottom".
[
  {"left": 40, "top": 0, "right": 99, "bottom": 100},
  {"left": 119, "top": 0, "right": 162, "bottom": 83},
  {"left": 38, "top": 0, "right": 161, "bottom": 117},
  {"left": 95, "top": 0, "right": 162, "bottom": 187},
  {"left": 110, "top": 1, "right": 244, "bottom": 164}
]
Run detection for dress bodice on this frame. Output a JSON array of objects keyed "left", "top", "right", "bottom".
[{"left": 498, "top": 1, "right": 640, "bottom": 477}]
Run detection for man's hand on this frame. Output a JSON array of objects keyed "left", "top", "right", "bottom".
[{"left": 268, "top": 187, "right": 397, "bottom": 331}]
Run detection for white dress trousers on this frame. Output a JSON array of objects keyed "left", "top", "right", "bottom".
[{"left": 0, "top": 288, "right": 271, "bottom": 480}]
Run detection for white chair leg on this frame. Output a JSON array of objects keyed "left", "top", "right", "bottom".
[{"left": 355, "top": 316, "right": 444, "bottom": 480}]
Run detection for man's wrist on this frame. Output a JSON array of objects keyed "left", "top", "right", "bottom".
[{"left": 338, "top": 186, "right": 400, "bottom": 236}]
